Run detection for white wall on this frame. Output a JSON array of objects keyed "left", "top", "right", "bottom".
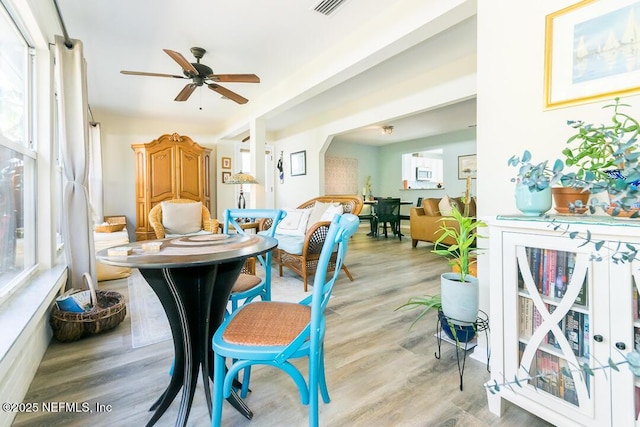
[
  {"left": 378, "top": 128, "right": 476, "bottom": 200},
  {"left": 325, "top": 140, "right": 379, "bottom": 196},
  {"left": 476, "top": 1, "right": 640, "bottom": 358},
  {"left": 326, "top": 130, "right": 477, "bottom": 217},
  {"left": 477, "top": 2, "right": 640, "bottom": 217}
]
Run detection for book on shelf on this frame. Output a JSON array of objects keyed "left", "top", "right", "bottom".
[
  {"left": 534, "top": 351, "right": 560, "bottom": 396},
  {"left": 564, "top": 309, "right": 583, "bottom": 358},
  {"left": 530, "top": 247, "right": 543, "bottom": 294},
  {"left": 566, "top": 253, "right": 588, "bottom": 306},
  {"left": 533, "top": 304, "right": 546, "bottom": 343},
  {"left": 582, "top": 314, "right": 590, "bottom": 359},
  {"left": 555, "top": 251, "right": 567, "bottom": 298},
  {"left": 634, "top": 327, "right": 640, "bottom": 352},
  {"left": 519, "top": 296, "right": 533, "bottom": 338},
  {"left": 542, "top": 249, "right": 549, "bottom": 296},
  {"left": 547, "top": 304, "right": 561, "bottom": 349},
  {"left": 560, "top": 358, "right": 579, "bottom": 406},
  {"left": 545, "top": 249, "right": 557, "bottom": 297}
]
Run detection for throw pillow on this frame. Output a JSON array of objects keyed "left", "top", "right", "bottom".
[
  {"left": 438, "top": 195, "right": 454, "bottom": 216},
  {"left": 307, "top": 201, "right": 332, "bottom": 226},
  {"left": 319, "top": 203, "right": 343, "bottom": 221},
  {"left": 275, "top": 208, "right": 312, "bottom": 236},
  {"left": 161, "top": 201, "right": 203, "bottom": 235}
]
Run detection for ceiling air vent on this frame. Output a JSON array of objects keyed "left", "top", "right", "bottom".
[{"left": 311, "top": 0, "right": 350, "bottom": 16}]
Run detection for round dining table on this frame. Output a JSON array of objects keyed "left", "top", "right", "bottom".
[{"left": 97, "top": 232, "right": 277, "bottom": 427}]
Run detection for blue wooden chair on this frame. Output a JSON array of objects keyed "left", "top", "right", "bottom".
[
  {"left": 168, "top": 209, "right": 285, "bottom": 379},
  {"left": 223, "top": 208, "right": 286, "bottom": 315},
  {"left": 211, "top": 213, "right": 360, "bottom": 427}
]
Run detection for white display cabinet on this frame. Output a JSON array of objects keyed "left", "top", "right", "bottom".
[{"left": 486, "top": 215, "right": 640, "bottom": 427}]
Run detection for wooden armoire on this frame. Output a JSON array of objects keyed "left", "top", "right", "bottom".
[{"left": 132, "top": 133, "right": 211, "bottom": 241}]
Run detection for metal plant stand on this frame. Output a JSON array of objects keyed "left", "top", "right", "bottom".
[{"left": 435, "top": 309, "right": 490, "bottom": 391}]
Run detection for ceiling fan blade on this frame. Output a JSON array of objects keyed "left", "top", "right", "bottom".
[
  {"left": 208, "top": 84, "right": 248, "bottom": 104},
  {"left": 163, "top": 49, "right": 198, "bottom": 75},
  {"left": 207, "top": 74, "right": 260, "bottom": 83},
  {"left": 120, "top": 70, "right": 186, "bottom": 79},
  {"left": 175, "top": 84, "right": 198, "bottom": 102}
]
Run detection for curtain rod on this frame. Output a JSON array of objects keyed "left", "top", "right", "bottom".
[{"left": 52, "top": 0, "right": 73, "bottom": 48}]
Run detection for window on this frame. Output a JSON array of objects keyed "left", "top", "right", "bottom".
[
  {"left": 0, "top": 2, "right": 37, "bottom": 300},
  {"left": 401, "top": 149, "right": 444, "bottom": 189}
]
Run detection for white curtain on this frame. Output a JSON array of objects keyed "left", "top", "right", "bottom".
[
  {"left": 88, "top": 123, "right": 104, "bottom": 224},
  {"left": 54, "top": 35, "right": 96, "bottom": 290}
]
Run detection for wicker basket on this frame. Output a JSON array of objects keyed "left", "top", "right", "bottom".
[
  {"left": 50, "top": 274, "right": 127, "bottom": 342},
  {"left": 94, "top": 223, "right": 126, "bottom": 233},
  {"left": 95, "top": 215, "right": 127, "bottom": 233}
]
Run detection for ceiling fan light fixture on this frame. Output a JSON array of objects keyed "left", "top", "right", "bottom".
[
  {"left": 382, "top": 125, "right": 394, "bottom": 135},
  {"left": 120, "top": 47, "right": 258, "bottom": 105}
]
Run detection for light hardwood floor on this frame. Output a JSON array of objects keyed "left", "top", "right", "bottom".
[{"left": 14, "top": 225, "right": 552, "bottom": 427}]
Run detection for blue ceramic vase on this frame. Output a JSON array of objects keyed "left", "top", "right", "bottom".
[{"left": 515, "top": 184, "right": 551, "bottom": 216}]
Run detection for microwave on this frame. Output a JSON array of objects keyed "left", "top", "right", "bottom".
[{"left": 416, "top": 167, "right": 432, "bottom": 181}]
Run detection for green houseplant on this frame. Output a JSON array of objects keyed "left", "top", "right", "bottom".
[
  {"left": 397, "top": 193, "right": 486, "bottom": 342},
  {"left": 432, "top": 205, "right": 486, "bottom": 326},
  {"left": 561, "top": 97, "right": 640, "bottom": 217}
]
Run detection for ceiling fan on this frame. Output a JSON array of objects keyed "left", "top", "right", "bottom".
[{"left": 120, "top": 47, "right": 259, "bottom": 104}]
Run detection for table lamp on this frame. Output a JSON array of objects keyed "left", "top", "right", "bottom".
[{"left": 225, "top": 171, "right": 258, "bottom": 209}]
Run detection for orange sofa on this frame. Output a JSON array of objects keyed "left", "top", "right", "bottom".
[{"left": 409, "top": 197, "right": 476, "bottom": 248}]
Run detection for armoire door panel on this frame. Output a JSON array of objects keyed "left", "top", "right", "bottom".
[
  {"left": 149, "top": 147, "right": 175, "bottom": 200},
  {"left": 177, "top": 149, "right": 202, "bottom": 200}
]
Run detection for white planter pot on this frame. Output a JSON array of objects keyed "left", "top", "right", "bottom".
[{"left": 440, "top": 272, "right": 479, "bottom": 325}]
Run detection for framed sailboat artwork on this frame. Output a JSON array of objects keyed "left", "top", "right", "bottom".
[{"left": 544, "top": 0, "right": 640, "bottom": 109}]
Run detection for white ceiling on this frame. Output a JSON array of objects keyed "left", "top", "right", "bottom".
[{"left": 55, "top": 0, "right": 477, "bottom": 145}]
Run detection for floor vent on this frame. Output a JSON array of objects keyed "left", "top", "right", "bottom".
[{"left": 311, "top": 0, "right": 350, "bottom": 16}]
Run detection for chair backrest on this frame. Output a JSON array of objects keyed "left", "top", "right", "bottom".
[
  {"left": 223, "top": 209, "right": 287, "bottom": 278},
  {"left": 148, "top": 199, "right": 215, "bottom": 239},
  {"left": 374, "top": 198, "right": 401, "bottom": 223},
  {"left": 308, "top": 214, "right": 359, "bottom": 347},
  {"left": 280, "top": 213, "right": 359, "bottom": 361},
  {"left": 297, "top": 195, "right": 364, "bottom": 216}
]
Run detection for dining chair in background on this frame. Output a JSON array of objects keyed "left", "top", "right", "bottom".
[
  {"left": 399, "top": 196, "right": 422, "bottom": 228},
  {"left": 211, "top": 213, "right": 360, "bottom": 427},
  {"left": 373, "top": 197, "right": 401, "bottom": 240},
  {"left": 400, "top": 197, "right": 422, "bottom": 221}
]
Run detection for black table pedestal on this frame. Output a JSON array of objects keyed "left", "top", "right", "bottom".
[{"left": 140, "top": 261, "right": 252, "bottom": 427}]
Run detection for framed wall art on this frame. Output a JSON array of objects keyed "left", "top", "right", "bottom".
[
  {"left": 290, "top": 150, "right": 306, "bottom": 176},
  {"left": 544, "top": 0, "right": 640, "bottom": 109},
  {"left": 222, "top": 171, "right": 231, "bottom": 183},
  {"left": 458, "top": 154, "right": 477, "bottom": 179},
  {"left": 221, "top": 157, "right": 231, "bottom": 170}
]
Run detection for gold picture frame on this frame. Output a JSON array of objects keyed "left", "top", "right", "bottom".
[
  {"left": 544, "top": 0, "right": 640, "bottom": 109},
  {"left": 222, "top": 171, "right": 231, "bottom": 183},
  {"left": 221, "top": 157, "right": 231, "bottom": 170}
]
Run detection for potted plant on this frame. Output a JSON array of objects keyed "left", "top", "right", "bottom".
[
  {"left": 508, "top": 150, "right": 564, "bottom": 216},
  {"left": 396, "top": 177, "right": 484, "bottom": 342},
  {"left": 432, "top": 206, "right": 486, "bottom": 326},
  {"left": 561, "top": 97, "right": 640, "bottom": 217}
]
